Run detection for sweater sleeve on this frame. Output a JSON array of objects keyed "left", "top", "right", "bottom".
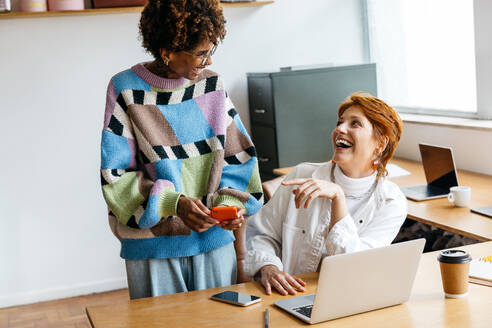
[
  {"left": 100, "top": 80, "right": 182, "bottom": 229},
  {"left": 212, "top": 91, "right": 263, "bottom": 216}
]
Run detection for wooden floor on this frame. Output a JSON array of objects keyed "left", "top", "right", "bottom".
[{"left": 0, "top": 289, "right": 129, "bottom": 328}]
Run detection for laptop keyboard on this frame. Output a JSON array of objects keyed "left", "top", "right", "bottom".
[
  {"left": 404, "top": 185, "right": 448, "bottom": 198},
  {"left": 425, "top": 185, "right": 449, "bottom": 196},
  {"left": 293, "top": 304, "right": 313, "bottom": 318}
]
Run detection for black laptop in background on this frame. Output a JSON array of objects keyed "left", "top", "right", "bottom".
[{"left": 401, "top": 144, "right": 459, "bottom": 201}]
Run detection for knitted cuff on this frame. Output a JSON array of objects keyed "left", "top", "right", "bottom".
[
  {"left": 214, "top": 194, "right": 246, "bottom": 212},
  {"left": 158, "top": 191, "right": 183, "bottom": 217}
]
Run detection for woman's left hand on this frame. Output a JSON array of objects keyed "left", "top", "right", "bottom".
[
  {"left": 282, "top": 178, "right": 343, "bottom": 209},
  {"left": 219, "top": 208, "right": 247, "bottom": 230}
]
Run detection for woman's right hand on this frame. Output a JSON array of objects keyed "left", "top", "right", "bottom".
[
  {"left": 259, "top": 265, "right": 306, "bottom": 296},
  {"left": 177, "top": 196, "right": 219, "bottom": 233}
]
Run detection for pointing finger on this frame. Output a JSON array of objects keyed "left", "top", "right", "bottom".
[{"left": 281, "top": 178, "right": 309, "bottom": 186}]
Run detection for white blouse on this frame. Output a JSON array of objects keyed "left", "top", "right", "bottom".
[{"left": 245, "top": 161, "right": 408, "bottom": 276}]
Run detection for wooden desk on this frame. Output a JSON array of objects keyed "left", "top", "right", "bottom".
[
  {"left": 86, "top": 242, "right": 492, "bottom": 327},
  {"left": 273, "top": 158, "right": 492, "bottom": 241}
]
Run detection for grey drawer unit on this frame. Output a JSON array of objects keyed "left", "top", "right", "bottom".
[{"left": 247, "top": 64, "right": 377, "bottom": 175}]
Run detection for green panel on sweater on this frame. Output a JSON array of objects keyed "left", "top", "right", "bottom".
[
  {"left": 181, "top": 152, "right": 215, "bottom": 197},
  {"left": 151, "top": 83, "right": 190, "bottom": 93},
  {"left": 246, "top": 164, "right": 262, "bottom": 194},
  {"left": 102, "top": 172, "right": 145, "bottom": 224}
]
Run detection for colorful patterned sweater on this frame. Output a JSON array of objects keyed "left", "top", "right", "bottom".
[{"left": 100, "top": 63, "right": 264, "bottom": 260}]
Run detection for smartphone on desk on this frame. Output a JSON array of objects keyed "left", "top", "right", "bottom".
[{"left": 211, "top": 291, "right": 261, "bottom": 307}]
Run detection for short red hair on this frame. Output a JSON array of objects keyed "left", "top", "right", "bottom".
[{"left": 338, "top": 92, "right": 403, "bottom": 177}]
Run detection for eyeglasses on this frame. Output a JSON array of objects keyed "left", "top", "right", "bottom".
[{"left": 182, "top": 44, "right": 217, "bottom": 65}]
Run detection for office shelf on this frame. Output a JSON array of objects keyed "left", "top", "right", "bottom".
[{"left": 0, "top": 1, "right": 274, "bottom": 19}]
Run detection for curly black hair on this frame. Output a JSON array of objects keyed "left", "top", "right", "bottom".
[{"left": 139, "top": 0, "right": 227, "bottom": 59}]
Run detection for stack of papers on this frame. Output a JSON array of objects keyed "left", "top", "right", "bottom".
[
  {"left": 386, "top": 163, "right": 411, "bottom": 178},
  {"left": 469, "top": 255, "right": 492, "bottom": 287}
]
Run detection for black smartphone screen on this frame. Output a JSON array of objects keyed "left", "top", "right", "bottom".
[{"left": 211, "top": 291, "right": 261, "bottom": 305}]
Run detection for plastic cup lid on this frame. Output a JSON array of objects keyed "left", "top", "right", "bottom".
[{"left": 437, "top": 249, "right": 472, "bottom": 264}]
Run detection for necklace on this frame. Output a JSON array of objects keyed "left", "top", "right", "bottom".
[{"left": 330, "top": 163, "right": 378, "bottom": 200}]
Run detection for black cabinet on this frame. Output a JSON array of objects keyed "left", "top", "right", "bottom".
[
  {"left": 248, "top": 76, "right": 275, "bottom": 125},
  {"left": 247, "top": 64, "right": 377, "bottom": 179}
]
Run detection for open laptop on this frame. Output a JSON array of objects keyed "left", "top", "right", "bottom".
[
  {"left": 401, "top": 143, "right": 459, "bottom": 201},
  {"left": 274, "top": 238, "right": 425, "bottom": 324}
]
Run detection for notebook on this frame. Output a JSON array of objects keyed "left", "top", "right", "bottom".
[
  {"left": 469, "top": 255, "right": 492, "bottom": 287},
  {"left": 471, "top": 206, "right": 492, "bottom": 218}
]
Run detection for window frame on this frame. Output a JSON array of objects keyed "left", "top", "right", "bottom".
[{"left": 363, "top": 0, "right": 492, "bottom": 120}]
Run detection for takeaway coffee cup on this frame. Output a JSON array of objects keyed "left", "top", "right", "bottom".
[
  {"left": 437, "top": 249, "right": 472, "bottom": 298},
  {"left": 447, "top": 186, "right": 471, "bottom": 207}
]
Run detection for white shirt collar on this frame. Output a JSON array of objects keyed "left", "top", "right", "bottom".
[{"left": 334, "top": 164, "right": 377, "bottom": 197}]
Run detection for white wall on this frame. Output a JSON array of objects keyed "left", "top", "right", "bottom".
[
  {"left": 387, "top": 0, "right": 492, "bottom": 169},
  {"left": 0, "top": 0, "right": 366, "bottom": 307},
  {"left": 395, "top": 123, "right": 492, "bottom": 176}
]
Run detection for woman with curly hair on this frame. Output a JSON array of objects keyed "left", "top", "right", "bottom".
[
  {"left": 100, "top": 0, "right": 263, "bottom": 299},
  {"left": 246, "top": 92, "right": 407, "bottom": 296}
]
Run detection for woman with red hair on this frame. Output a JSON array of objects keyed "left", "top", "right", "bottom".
[{"left": 245, "top": 92, "right": 406, "bottom": 296}]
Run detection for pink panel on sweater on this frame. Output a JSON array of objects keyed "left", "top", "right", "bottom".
[
  {"left": 151, "top": 179, "right": 175, "bottom": 196},
  {"left": 145, "top": 162, "right": 157, "bottom": 181},
  {"left": 127, "top": 138, "right": 137, "bottom": 169},
  {"left": 193, "top": 90, "right": 227, "bottom": 136}
]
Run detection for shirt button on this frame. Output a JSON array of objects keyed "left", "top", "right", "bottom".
[
  {"left": 359, "top": 220, "right": 363, "bottom": 224},
  {"left": 302, "top": 230, "right": 306, "bottom": 234}
]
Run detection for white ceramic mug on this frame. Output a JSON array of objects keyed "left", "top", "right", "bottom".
[{"left": 448, "top": 186, "right": 471, "bottom": 207}]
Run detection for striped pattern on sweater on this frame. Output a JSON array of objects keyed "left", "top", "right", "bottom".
[{"left": 100, "top": 63, "right": 263, "bottom": 259}]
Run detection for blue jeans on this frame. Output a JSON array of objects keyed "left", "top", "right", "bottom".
[{"left": 125, "top": 242, "right": 237, "bottom": 299}]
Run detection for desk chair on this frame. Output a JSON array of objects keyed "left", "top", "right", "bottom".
[{"left": 262, "top": 175, "right": 286, "bottom": 201}]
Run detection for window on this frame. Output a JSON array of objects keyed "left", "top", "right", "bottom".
[{"left": 365, "top": 0, "right": 492, "bottom": 119}]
